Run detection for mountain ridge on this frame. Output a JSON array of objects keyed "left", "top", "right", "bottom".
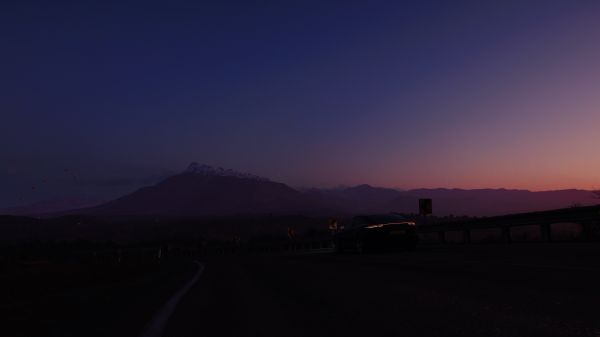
[{"left": 3, "top": 164, "right": 597, "bottom": 217}]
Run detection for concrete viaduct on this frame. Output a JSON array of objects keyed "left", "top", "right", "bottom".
[{"left": 417, "top": 205, "right": 600, "bottom": 243}]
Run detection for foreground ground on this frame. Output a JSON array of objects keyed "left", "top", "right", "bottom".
[
  {"left": 166, "top": 243, "right": 600, "bottom": 337},
  {"left": 1, "top": 260, "right": 195, "bottom": 337},
  {"left": 3, "top": 243, "right": 600, "bottom": 337}
]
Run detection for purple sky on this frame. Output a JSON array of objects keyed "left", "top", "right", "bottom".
[{"left": 2, "top": 1, "right": 600, "bottom": 208}]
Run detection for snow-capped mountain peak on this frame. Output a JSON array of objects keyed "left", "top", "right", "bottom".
[{"left": 184, "top": 162, "right": 269, "bottom": 181}]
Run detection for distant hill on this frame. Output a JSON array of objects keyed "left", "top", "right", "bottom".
[
  {"left": 30, "top": 163, "right": 597, "bottom": 217},
  {"left": 1, "top": 164, "right": 598, "bottom": 243},
  {"left": 398, "top": 188, "right": 598, "bottom": 216},
  {"left": 80, "top": 163, "right": 322, "bottom": 216},
  {"left": 310, "top": 186, "right": 598, "bottom": 216}
]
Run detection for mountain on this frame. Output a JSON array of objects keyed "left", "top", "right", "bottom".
[
  {"left": 80, "top": 163, "right": 321, "bottom": 216},
  {"left": 64, "top": 163, "right": 598, "bottom": 217},
  {"left": 400, "top": 188, "right": 598, "bottom": 216},
  {"left": 309, "top": 187, "right": 598, "bottom": 217}
]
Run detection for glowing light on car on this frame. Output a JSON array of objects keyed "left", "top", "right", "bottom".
[{"left": 365, "top": 222, "right": 416, "bottom": 229}]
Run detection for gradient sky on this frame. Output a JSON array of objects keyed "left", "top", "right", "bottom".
[{"left": 2, "top": 0, "right": 600, "bottom": 207}]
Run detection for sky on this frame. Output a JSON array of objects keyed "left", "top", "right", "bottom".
[{"left": 2, "top": 0, "right": 600, "bottom": 208}]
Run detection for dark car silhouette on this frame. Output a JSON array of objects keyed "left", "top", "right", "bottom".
[{"left": 334, "top": 214, "right": 418, "bottom": 253}]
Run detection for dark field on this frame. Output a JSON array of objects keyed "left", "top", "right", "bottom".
[
  {"left": 1, "top": 260, "right": 194, "bottom": 337},
  {"left": 169, "top": 244, "right": 600, "bottom": 337},
  {"left": 3, "top": 244, "right": 600, "bottom": 337}
]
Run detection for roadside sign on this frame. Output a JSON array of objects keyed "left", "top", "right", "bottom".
[{"left": 419, "top": 198, "right": 432, "bottom": 215}]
